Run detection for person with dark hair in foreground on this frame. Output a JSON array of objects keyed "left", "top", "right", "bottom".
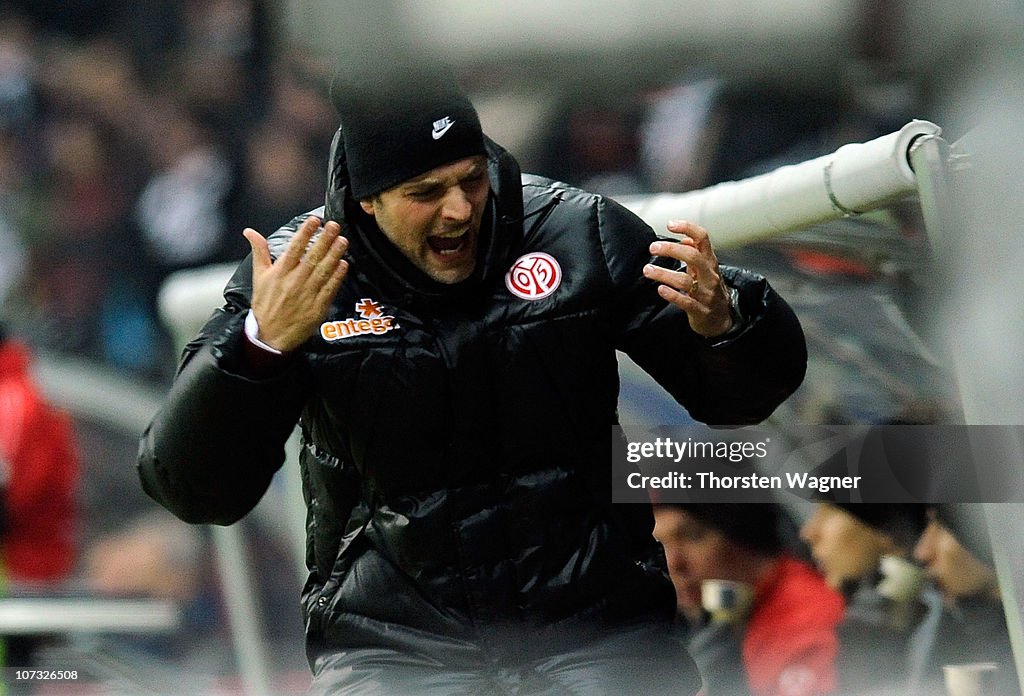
[
  {"left": 138, "top": 54, "right": 807, "bottom": 695},
  {"left": 653, "top": 503, "right": 843, "bottom": 696}
]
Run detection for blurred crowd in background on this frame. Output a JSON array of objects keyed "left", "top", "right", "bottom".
[
  {"left": 0, "top": 0, "right": 337, "bottom": 381},
  {"left": 1, "top": 0, "right": 1005, "bottom": 694},
  {"left": 1, "top": 0, "right": 941, "bottom": 392},
  {"left": 0, "top": 1, "right": 341, "bottom": 690}
]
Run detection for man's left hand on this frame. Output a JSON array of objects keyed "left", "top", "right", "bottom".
[{"left": 643, "top": 219, "right": 734, "bottom": 339}]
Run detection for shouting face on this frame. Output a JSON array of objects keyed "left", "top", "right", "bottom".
[{"left": 360, "top": 155, "right": 489, "bottom": 284}]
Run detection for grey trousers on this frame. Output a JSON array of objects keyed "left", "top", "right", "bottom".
[{"left": 308, "top": 624, "right": 700, "bottom": 696}]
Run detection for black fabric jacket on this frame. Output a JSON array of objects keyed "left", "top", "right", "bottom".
[{"left": 138, "top": 135, "right": 806, "bottom": 683}]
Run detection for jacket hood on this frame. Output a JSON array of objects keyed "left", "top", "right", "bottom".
[{"left": 323, "top": 127, "right": 525, "bottom": 302}]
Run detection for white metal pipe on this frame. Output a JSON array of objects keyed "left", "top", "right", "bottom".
[
  {"left": 0, "top": 598, "right": 180, "bottom": 635},
  {"left": 619, "top": 119, "right": 942, "bottom": 247}
]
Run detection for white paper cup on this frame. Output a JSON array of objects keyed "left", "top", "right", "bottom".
[
  {"left": 877, "top": 554, "right": 925, "bottom": 603},
  {"left": 701, "top": 579, "right": 754, "bottom": 623},
  {"left": 943, "top": 662, "right": 998, "bottom": 696}
]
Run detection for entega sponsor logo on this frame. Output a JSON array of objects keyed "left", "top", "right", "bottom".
[{"left": 320, "top": 298, "right": 397, "bottom": 342}]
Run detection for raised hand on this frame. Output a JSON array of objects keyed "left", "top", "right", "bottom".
[
  {"left": 243, "top": 216, "right": 350, "bottom": 352},
  {"left": 642, "top": 219, "right": 734, "bottom": 338}
]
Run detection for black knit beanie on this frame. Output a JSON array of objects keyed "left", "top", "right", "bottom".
[
  {"left": 330, "top": 54, "right": 486, "bottom": 201},
  {"left": 667, "top": 503, "right": 785, "bottom": 555},
  {"left": 833, "top": 503, "right": 928, "bottom": 550}
]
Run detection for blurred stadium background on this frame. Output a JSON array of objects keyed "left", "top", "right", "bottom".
[{"left": 1, "top": 0, "right": 1022, "bottom": 693}]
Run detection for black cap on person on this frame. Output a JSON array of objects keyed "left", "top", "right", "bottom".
[{"left": 330, "top": 53, "right": 486, "bottom": 201}]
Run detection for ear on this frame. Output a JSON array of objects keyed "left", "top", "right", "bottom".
[{"left": 359, "top": 199, "right": 376, "bottom": 216}]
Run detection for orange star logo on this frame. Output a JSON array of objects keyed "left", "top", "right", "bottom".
[{"left": 355, "top": 298, "right": 383, "bottom": 319}]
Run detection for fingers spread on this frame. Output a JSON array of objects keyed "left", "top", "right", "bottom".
[{"left": 648, "top": 222, "right": 734, "bottom": 337}]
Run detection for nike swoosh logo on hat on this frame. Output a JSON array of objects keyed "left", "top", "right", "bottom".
[{"left": 432, "top": 119, "right": 454, "bottom": 140}]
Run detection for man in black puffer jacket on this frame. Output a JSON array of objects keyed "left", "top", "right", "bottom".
[{"left": 138, "top": 57, "right": 807, "bottom": 695}]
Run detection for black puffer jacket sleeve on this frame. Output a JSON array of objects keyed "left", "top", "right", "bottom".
[
  {"left": 138, "top": 217, "right": 312, "bottom": 526},
  {"left": 599, "top": 196, "right": 807, "bottom": 425}
]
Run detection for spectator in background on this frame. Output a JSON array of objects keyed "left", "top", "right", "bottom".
[
  {"left": 82, "top": 509, "right": 219, "bottom": 666},
  {"left": 229, "top": 117, "right": 325, "bottom": 242},
  {"left": 0, "top": 323, "right": 79, "bottom": 668},
  {"left": 263, "top": 55, "right": 339, "bottom": 156},
  {"left": 800, "top": 503, "right": 931, "bottom": 694},
  {"left": 23, "top": 113, "right": 136, "bottom": 356},
  {"left": 171, "top": 0, "right": 274, "bottom": 137},
  {"left": 0, "top": 325, "right": 78, "bottom": 587},
  {"left": 638, "top": 75, "right": 724, "bottom": 193},
  {"left": 134, "top": 98, "right": 235, "bottom": 274},
  {"left": 908, "top": 507, "right": 1020, "bottom": 695},
  {"left": 84, "top": 509, "right": 204, "bottom": 605},
  {"left": 638, "top": 76, "right": 856, "bottom": 193},
  {"left": 653, "top": 502, "right": 843, "bottom": 696},
  {"left": 533, "top": 91, "right": 646, "bottom": 196}
]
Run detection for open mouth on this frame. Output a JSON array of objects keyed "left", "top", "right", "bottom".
[{"left": 427, "top": 231, "right": 469, "bottom": 256}]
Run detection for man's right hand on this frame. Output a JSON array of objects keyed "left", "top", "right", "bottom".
[{"left": 243, "top": 216, "right": 350, "bottom": 353}]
